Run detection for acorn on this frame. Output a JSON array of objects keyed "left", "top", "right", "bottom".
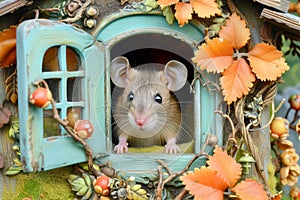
[
  {"left": 74, "top": 120, "right": 94, "bottom": 139},
  {"left": 94, "top": 175, "right": 111, "bottom": 196},
  {"left": 67, "top": 107, "right": 81, "bottom": 128},
  {"left": 84, "top": 18, "right": 96, "bottom": 29},
  {"left": 270, "top": 117, "right": 289, "bottom": 139},
  {"left": 29, "top": 87, "right": 52, "bottom": 108},
  {"left": 85, "top": 6, "right": 99, "bottom": 18}
]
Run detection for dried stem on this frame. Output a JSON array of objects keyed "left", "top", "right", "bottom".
[
  {"left": 214, "top": 110, "right": 238, "bottom": 155},
  {"left": 155, "top": 166, "right": 163, "bottom": 200},
  {"left": 155, "top": 153, "right": 208, "bottom": 199},
  {"left": 174, "top": 189, "right": 188, "bottom": 200},
  {"left": 34, "top": 80, "right": 95, "bottom": 173},
  {"left": 50, "top": 99, "right": 95, "bottom": 172}
]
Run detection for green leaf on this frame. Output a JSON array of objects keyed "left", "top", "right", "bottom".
[
  {"left": 144, "top": 0, "right": 158, "bottom": 12},
  {"left": 163, "top": 6, "right": 174, "bottom": 25},
  {"left": 5, "top": 165, "right": 23, "bottom": 176}
]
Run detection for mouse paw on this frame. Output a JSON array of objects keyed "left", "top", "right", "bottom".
[
  {"left": 114, "top": 142, "right": 128, "bottom": 154},
  {"left": 165, "top": 138, "right": 179, "bottom": 154}
]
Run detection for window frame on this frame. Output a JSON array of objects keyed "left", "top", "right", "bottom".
[
  {"left": 94, "top": 13, "right": 223, "bottom": 177},
  {"left": 17, "top": 19, "right": 107, "bottom": 172}
]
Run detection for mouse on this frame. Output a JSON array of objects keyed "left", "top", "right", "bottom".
[{"left": 110, "top": 56, "right": 188, "bottom": 154}]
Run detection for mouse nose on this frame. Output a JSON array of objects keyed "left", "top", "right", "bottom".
[{"left": 135, "top": 117, "right": 147, "bottom": 127}]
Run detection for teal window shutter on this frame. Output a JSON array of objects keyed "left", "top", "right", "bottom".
[{"left": 17, "top": 19, "right": 107, "bottom": 172}]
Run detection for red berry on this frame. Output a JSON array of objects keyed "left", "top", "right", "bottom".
[
  {"left": 94, "top": 175, "right": 110, "bottom": 196},
  {"left": 289, "top": 94, "right": 300, "bottom": 110},
  {"left": 29, "top": 87, "right": 52, "bottom": 108},
  {"left": 74, "top": 120, "right": 94, "bottom": 139}
]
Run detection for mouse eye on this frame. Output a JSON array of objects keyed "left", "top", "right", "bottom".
[
  {"left": 127, "top": 92, "right": 134, "bottom": 102},
  {"left": 154, "top": 93, "right": 162, "bottom": 104}
]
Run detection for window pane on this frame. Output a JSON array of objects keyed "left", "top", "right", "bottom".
[
  {"left": 43, "top": 109, "right": 61, "bottom": 138},
  {"left": 66, "top": 48, "right": 81, "bottom": 71},
  {"left": 67, "top": 77, "right": 83, "bottom": 102},
  {"left": 43, "top": 46, "right": 61, "bottom": 72},
  {"left": 44, "top": 78, "right": 60, "bottom": 102}
]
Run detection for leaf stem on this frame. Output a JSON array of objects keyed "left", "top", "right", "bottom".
[{"left": 233, "top": 52, "right": 248, "bottom": 59}]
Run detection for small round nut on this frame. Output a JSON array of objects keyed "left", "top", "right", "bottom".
[
  {"left": 85, "top": 6, "right": 99, "bottom": 18},
  {"left": 84, "top": 18, "right": 96, "bottom": 29}
]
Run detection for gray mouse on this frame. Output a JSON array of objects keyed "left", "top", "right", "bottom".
[{"left": 110, "top": 56, "right": 188, "bottom": 154}]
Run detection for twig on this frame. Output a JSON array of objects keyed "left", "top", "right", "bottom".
[
  {"left": 157, "top": 159, "right": 173, "bottom": 175},
  {"left": 214, "top": 110, "right": 238, "bottom": 155},
  {"left": 155, "top": 166, "right": 163, "bottom": 200},
  {"left": 155, "top": 153, "right": 208, "bottom": 199},
  {"left": 34, "top": 80, "right": 95, "bottom": 173},
  {"left": 50, "top": 99, "right": 95, "bottom": 172},
  {"left": 174, "top": 189, "right": 188, "bottom": 200}
]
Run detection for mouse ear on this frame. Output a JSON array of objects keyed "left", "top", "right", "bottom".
[
  {"left": 110, "top": 56, "right": 131, "bottom": 88},
  {"left": 164, "top": 60, "right": 187, "bottom": 91}
]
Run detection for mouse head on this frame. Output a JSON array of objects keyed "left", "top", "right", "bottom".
[
  {"left": 110, "top": 56, "right": 187, "bottom": 138},
  {"left": 110, "top": 56, "right": 187, "bottom": 91}
]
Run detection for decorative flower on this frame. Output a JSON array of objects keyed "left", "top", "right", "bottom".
[
  {"left": 64, "top": 0, "right": 83, "bottom": 17},
  {"left": 281, "top": 148, "right": 299, "bottom": 166},
  {"left": 280, "top": 165, "right": 300, "bottom": 186}
]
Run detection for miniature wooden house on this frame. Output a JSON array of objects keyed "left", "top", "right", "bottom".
[
  {"left": 16, "top": 12, "right": 223, "bottom": 177},
  {"left": 2, "top": 0, "right": 300, "bottom": 199}
]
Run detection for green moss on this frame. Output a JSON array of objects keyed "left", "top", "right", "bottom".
[
  {"left": 267, "top": 161, "right": 278, "bottom": 195},
  {"left": 127, "top": 142, "right": 194, "bottom": 153},
  {"left": 3, "top": 167, "right": 75, "bottom": 200}
]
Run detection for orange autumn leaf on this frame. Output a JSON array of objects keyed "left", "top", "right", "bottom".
[
  {"left": 232, "top": 179, "right": 268, "bottom": 200},
  {"left": 219, "top": 13, "right": 250, "bottom": 49},
  {"left": 207, "top": 146, "right": 242, "bottom": 188},
  {"left": 180, "top": 167, "right": 228, "bottom": 200},
  {"left": 0, "top": 39, "right": 16, "bottom": 68},
  {"left": 157, "top": 0, "right": 179, "bottom": 7},
  {"left": 175, "top": 2, "right": 193, "bottom": 27},
  {"left": 190, "top": 0, "right": 221, "bottom": 18},
  {"left": 192, "top": 38, "right": 233, "bottom": 73},
  {"left": 220, "top": 59, "right": 256, "bottom": 104},
  {"left": 0, "top": 26, "right": 17, "bottom": 68},
  {"left": 248, "top": 43, "right": 289, "bottom": 81},
  {"left": 0, "top": 26, "right": 16, "bottom": 42}
]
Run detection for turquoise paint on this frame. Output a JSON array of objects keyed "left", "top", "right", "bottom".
[
  {"left": 16, "top": 13, "right": 221, "bottom": 174},
  {"left": 96, "top": 14, "right": 203, "bottom": 44},
  {"left": 17, "top": 19, "right": 106, "bottom": 172}
]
